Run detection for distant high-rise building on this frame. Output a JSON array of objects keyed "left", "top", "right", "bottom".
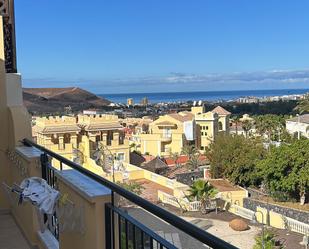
[
  {"left": 127, "top": 98, "right": 134, "bottom": 106},
  {"left": 141, "top": 97, "right": 149, "bottom": 106}
]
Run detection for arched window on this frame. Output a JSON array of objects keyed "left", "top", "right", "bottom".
[{"left": 218, "top": 121, "right": 223, "bottom": 131}]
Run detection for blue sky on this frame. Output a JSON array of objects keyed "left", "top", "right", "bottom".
[{"left": 15, "top": 0, "right": 309, "bottom": 93}]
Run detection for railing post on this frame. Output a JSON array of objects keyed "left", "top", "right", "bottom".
[
  {"left": 40, "top": 152, "right": 48, "bottom": 181},
  {"left": 105, "top": 203, "right": 112, "bottom": 249}
]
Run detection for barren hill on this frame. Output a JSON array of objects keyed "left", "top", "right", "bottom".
[{"left": 23, "top": 87, "right": 111, "bottom": 114}]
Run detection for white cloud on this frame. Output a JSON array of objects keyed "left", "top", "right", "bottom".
[{"left": 22, "top": 68, "right": 309, "bottom": 93}]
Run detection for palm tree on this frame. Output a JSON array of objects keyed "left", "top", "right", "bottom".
[
  {"left": 182, "top": 145, "right": 199, "bottom": 158},
  {"left": 73, "top": 144, "right": 85, "bottom": 165},
  {"left": 242, "top": 120, "right": 253, "bottom": 138},
  {"left": 295, "top": 94, "right": 309, "bottom": 114},
  {"left": 188, "top": 180, "right": 217, "bottom": 214},
  {"left": 186, "top": 154, "right": 200, "bottom": 170},
  {"left": 231, "top": 116, "right": 240, "bottom": 135},
  {"left": 171, "top": 152, "right": 180, "bottom": 167}
]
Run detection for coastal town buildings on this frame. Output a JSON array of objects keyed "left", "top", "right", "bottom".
[
  {"left": 140, "top": 97, "right": 149, "bottom": 106},
  {"left": 127, "top": 98, "right": 134, "bottom": 106}
]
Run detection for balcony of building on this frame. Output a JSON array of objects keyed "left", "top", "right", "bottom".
[{"left": 0, "top": 5, "right": 236, "bottom": 249}]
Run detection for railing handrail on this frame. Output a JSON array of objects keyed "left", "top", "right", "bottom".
[{"left": 23, "top": 138, "right": 237, "bottom": 249}]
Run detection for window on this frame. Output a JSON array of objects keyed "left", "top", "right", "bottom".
[
  {"left": 218, "top": 122, "right": 223, "bottom": 130},
  {"left": 116, "top": 152, "right": 125, "bottom": 161},
  {"left": 64, "top": 134, "right": 71, "bottom": 143},
  {"left": 201, "top": 132, "right": 204, "bottom": 136},
  {"left": 163, "top": 128, "right": 172, "bottom": 138},
  {"left": 119, "top": 132, "right": 124, "bottom": 145},
  {"left": 107, "top": 131, "right": 113, "bottom": 145},
  {"left": 206, "top": 126, "right": 209, "bottom": 130}
]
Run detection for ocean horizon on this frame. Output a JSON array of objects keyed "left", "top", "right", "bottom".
[{"left": 100, "top": 88, "right": 309, "bottom": 104}]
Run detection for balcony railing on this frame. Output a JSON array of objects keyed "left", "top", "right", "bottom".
[{"left": 22, "top": 138, "right": 237, "bottom": 249}]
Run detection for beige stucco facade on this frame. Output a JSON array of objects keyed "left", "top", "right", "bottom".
[
  {"left": 140, "top": 113, "right": 194, "bottom": 156},
  {"left": 139, "top": 106, "right": 231, "bottom": 156},
  {"left": 32, "top": 114, "right": 131, "bottom": 164},
  {"left": 195, "top": 111, "right": 219, "bottom": 150}
]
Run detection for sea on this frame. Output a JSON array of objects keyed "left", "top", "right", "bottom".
[{"left": 100, "top": 89, "right": 309, "bottom": 104}]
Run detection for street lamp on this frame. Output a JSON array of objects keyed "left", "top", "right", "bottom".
[{"left": 253, "top": 210, "right": 265, "bottom": 249}]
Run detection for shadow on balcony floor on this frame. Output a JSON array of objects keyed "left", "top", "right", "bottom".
[{"left": 0, "top": 214, "right": 30, "bottom": 249}]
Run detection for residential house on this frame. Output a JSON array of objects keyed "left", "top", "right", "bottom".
[{"left": 286, "top": 114, "right": 309, "bottom": 139}]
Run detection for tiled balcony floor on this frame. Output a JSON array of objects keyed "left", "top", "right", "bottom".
[{"left": 0, "top": 214, "right": 30, "bottom": 249}]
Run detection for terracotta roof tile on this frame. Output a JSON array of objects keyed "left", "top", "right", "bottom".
[
  {"left": 211, "top": 106, "right": 231, "bottom": 115},
  {"left": 168, "top": 113, "right": 194, "bottom": 122}
]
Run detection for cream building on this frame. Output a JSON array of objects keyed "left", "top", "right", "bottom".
[
  {"left": 211, "top": 106, "right": 231, "bottom": 133},
  {"left": 34, "top": 116, "right": 80, "bottom": 159},
  {"left": 286, "top": 114, "right": 309, "bottom": 139},
  {"left": 140, "top": 112, "right": 195, "bottom": 156},
  {"left": 139, "top": 105, "right": 231, "bottom": 156},
  {"left": 32, "top": 114, "right": 130, "bottom": 163},
  {"left": 195, "top": 110, "right": 219, "bottom": 150},
  {"left": 77, "top": 114, "right": 130, "bottom": 163}
]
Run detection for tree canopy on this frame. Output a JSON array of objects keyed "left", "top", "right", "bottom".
[
  {"left": 257, "top": 140, "right": 309, "bottom": 202},
  {"left": 295, "top": 94, "right": 309, "bottom": 114},
  {"left": 206, "top": 134, "right": 266, "bottom": 187}
]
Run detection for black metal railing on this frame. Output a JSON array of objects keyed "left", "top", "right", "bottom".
[
  {"left": 23, "top": 138, "right": 237, "bottom": 249},
  {"left": 106, "top": 204, "right": 178, "bottom": 249},
  {"left": 40, "top": 152, "right": 60, "bottom": 239}
]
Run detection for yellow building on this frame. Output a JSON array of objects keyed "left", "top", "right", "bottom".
[
  {"left": 32, "top": 114, "right": 130, "bottom": 164},
  {"left": 77, "top": 114, "right": 130, "bottom": 163},
  {"left": 139, "top": 105, "right": 232, "bottom": 155},
  {"left": 211, "top": 106, "right": 231, "bottom": 133},
  {"left": 195, "top": 111, "right": 219, "bottom": 150},
  {"left": 140, "top": 97, "right": 149, "bottom": 106},
  {"left": 127, "top": 98, "right": 134, "bottom": 106},
  {"left": 34, "top": 116, "right": 80, "bottom": 159},
  {"left": 140, "top": 112, "right": 195, "bottom": 156}
]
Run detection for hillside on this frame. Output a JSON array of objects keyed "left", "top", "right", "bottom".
[{"left": 23, "top": 87, "right": 111, "bottom": 114}]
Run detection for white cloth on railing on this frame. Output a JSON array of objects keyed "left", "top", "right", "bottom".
[{"left": 20, "top": 177, "right": 60, "bottom": 215}]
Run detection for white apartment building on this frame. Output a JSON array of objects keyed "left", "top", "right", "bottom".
[{"left": 286, "top": 114, "right": 309, "bottom": 139}]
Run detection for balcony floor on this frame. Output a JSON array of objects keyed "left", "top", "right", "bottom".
[{"left": 0, "top": 214, "right": 30, "bottom": 249}]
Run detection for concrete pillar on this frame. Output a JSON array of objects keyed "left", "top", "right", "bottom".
[
  {"left": 59, "top": 135, "right": 64, "bottom": 150},
  {"left": 157, "top": 141, "right": 161, "bottom": 156},
  {"left": 0, "top": 17, "right": 10, "bottom": 210},
  {"left": 56, "top": 170, "right": 112, "bottom": 249},
  {"left": 45, "top": 136, "right": 52, "bottom": 149},
  {"left": 71, "top": 134, "right": 78, "bottom": 148},
  {"left": 102, "top": 132, "right": 107, "bottom": 146},
  {"left": 143, "top": 141, "right": 147, "bottom": 154},
  {"left": 112, "top": 132, "right": 119, "bottom": 146},
  {"left": 89, "top": 133, "right": 96, "bottom": 143},
  {"left": 89, "top": 133, "right": 97, "bottom": 151}
]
